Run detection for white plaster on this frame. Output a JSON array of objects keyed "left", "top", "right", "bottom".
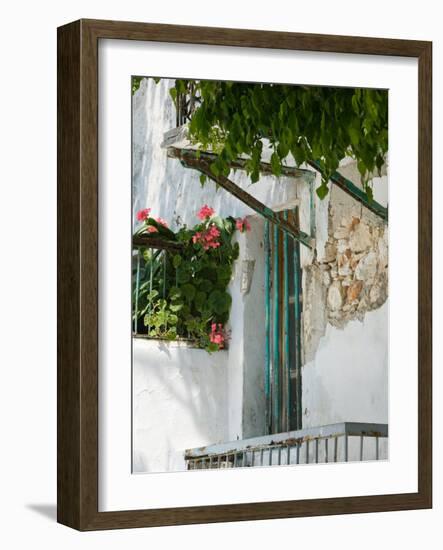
[
  {"left": 302, "top": 302, "right": 388, "bottom": 428},
  {"left": 133, "top": 338, "right": 228, "bottom": 472}
]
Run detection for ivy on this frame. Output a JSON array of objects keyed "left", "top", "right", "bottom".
[
  {"left": 132, "top": 76, "right": 143, "bottom": 95},
  {"left": 167, "top": 79, "right": 388, "bottom": 198},
  {"left": 132, "top": 207, "right": 246, "bottom": 352}
]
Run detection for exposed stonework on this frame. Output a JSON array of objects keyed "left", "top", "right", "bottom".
[
  {"left": 303, "top": 184, "right": 388, "bottom": 360},
  {"left": 318, "top": 186, "right": 388, "bottom": 328}
]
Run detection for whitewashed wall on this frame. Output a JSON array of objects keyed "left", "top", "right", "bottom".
[
  {"left": 302, "top": 303, "right": 388, "bottom": 428},
  {"left": 133, "top": 339, "right": 228, "bottom": 473}
]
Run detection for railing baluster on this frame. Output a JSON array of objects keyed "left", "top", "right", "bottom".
[
  {"left": 360, "top": 435, "right": 364, "bottom": 461},
  {"left": 148, "top": 247, "right": 153, "bottom": 335},
  {"left": 283, "top": 211, "right": 290, "bottom": 432},
  {"left": 264, "top": 220, "right": 271, "bottom": 434},
  {"left": 163, "top": 250, "right": 166, "bottom": 298},
  {"left": 273, "top": 224, "right": 280, "bottom": 434},
  {"left": 134, "top": 248, "right": 141, "bottom": 334}
]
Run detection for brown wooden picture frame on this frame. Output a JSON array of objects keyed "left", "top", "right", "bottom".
[{"left": 57, "top": 19, "right": 432, "bottom": 531}]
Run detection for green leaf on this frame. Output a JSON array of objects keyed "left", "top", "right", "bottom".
[
  {"left": 168, "top": 286, "right": 182, "bottom": 300},
  {"left": 194, "top": 291, "right": 207, "bottom": 312},
  {"left": 208, "top": 290, "right": 232, "bottom": 315},
  {"left": 217, "top": 265, "right": 232, "bottom": 285},
  {"left": 147, "top": 289, "right": 159, "bottom": 301},
  {"left": 172, "top": 254, "right": 182, "bottom": 269},
  {"left": 199, "top": 279, "right": 213, "bottom": 293},
  {"left": 270, "top": 152, "right": 282, "bottom": 177},
  {"left": 206, "top": 342, "right": 220, "bottom": 353},
  {"left": 169, "top": 302, "right": 184, "bottom": 312},
  {"left": 181, "top": 283, "right": 196, "bottom": 302},
  {"left": 365, "top": 185, "right": 374, "bottom": 202},
  {"left": 168, "top": 314, "right": 178, "bottom": 325},
  {"left": 176, "top": 266, "right": 191, "bottom": 284},
  {"left": 316, "top": 183, "right": 329, "bottom": 199}
]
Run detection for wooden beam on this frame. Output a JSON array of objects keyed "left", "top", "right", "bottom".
[
  {"left": 132, "top": 234, "right": 183, "bottom": 251},
  {"left": 307, "top": 160, "right": 388, "bottom": 221},
  {"left": 162, "top": 130, "right": 311, "bottom": 180},
  {"left": 168, "top": 147, "right": 315, "bottom": 249}
]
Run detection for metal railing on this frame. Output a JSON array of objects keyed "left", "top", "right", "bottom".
[
  {"left": 184, "top": 422, "right": 388, "bottom": 469},
  {"left": 132, "top": 235, "right": 184, "bottom": 338}
]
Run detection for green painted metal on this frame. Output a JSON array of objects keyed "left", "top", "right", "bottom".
[
  {"left": 272, "top": 224, "right": 280, "bottom": 434},
  {"left": 308, "top": 160, "right": 388, "bottom": 221},
  {"left": 283, "top": 211, "right": 291, "bottom": 431},
  {"left": 148, "top": 248, "right": 153, "bottom": 335},
  {"left": 134, "top": 249, "right": 141, "bottom": 334},
  {"left": 264, "top": 221, "right": 271, "bottom": 435},
  {"left": 293, "top": 207, "right": 303, "bottom": 430},
  {"left": 162, "top": 251, "right": 166, "bottom": 298},
  {"left": 309, "top": 173, "right": 316, "bottom": 239}
]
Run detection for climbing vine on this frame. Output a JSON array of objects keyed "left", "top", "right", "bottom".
[
  {"left": 168, "top": 79, "right": 388, "bottom": 200},
  {"left": 133, "top": 206, "right": 250, "bottom": 352}
]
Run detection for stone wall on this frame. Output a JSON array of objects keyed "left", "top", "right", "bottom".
[{"left": 303, "top": 175, "right": 388, "bottom": 363}]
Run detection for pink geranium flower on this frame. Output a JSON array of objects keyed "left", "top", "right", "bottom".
[
  {"left": 235, "top": 217, "right": 251, "bottom": 233},
  {"left": 192, "top": 231, "right": 202, "bottom": 244},
  {"left": 193, "top": 223, "right": 221, "bottom": 250},
  {"left": 155, "top": 217, "right": 168, "bottom": 227},
  {"left": 136, "top": 208, "right": 151, "bottom": 222},
  {"left": 197, "top": 205, "right": 215, "bottom": 220},
  {"left": 147, "top": 226, "right": 159, "bottom": 233},
  {"left": 210, "top": 323, "right": 226, "bottom": 348}
]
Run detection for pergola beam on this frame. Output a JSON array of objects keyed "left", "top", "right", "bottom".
[
  {"left": 168, "top": 147, "right": 315, "bottom": 249},
  {"left": 307, "top": 160, "right": 388, "bottom": 221},
  {"left": 132, "top": 234, "right": 184, "bottom": 251}
]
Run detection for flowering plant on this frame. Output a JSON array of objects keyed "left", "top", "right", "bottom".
[{"left": 133, "top": 205, "right": 250, "bottom": 352}]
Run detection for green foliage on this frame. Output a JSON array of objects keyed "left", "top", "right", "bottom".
[
  {"left": 132, "top": 76, "right": 144, "bottom": 95},
  {"left": 168, "top": 79, "right": 388, "bottom": 198},
  {"left": 133, "top": 214, "right": 239, "bottom": 352}
]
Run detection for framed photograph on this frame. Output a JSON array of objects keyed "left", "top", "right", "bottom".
[{"left": 57, "top": 19, "right": 432, "bottom": 530}]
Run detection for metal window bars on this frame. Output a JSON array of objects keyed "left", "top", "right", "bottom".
[
  {"left": 132, "top": 235, "right": 184, "bottom": 338},
  {"left": 184, "top": 422, "right": 388, "bottom": 470}
]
